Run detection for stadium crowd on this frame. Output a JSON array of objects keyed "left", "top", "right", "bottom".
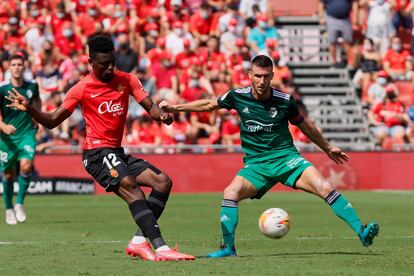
[
  {"left": 1, "top": 0, "right": 302, "bottom": 153},
  {"left": 319, "top": 0, "right": 414, "bottom": 149},
  {"left": 4, "top": 0, "right": 414, "bottom": 151}
]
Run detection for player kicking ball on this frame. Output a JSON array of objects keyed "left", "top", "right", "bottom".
[
  {"left": 6, "top": 35, "right": 194, "bottom": 261},
  {"left": 160, "top": 55, "right": 379, "bottom": 258}
]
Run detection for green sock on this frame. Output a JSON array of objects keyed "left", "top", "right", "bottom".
[
  {"left": 16, "top": 174, "right": 31, "bottom": 205},
  {"left": 325, "top": 190, "right": 362, "bottom": 234},
  {"left": 220, "top": 199, "right": 239, "bottom": 249},
  {"left": 2, "top": 179, "right": 14, "bottom": 209}
]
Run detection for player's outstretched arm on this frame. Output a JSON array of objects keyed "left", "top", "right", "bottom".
[
  {"left": 140, "top": 96, "right": 173, "bottom": 125},
  {"left": 296, "top": 117, "right": 349, "bottom": 164},
  {"left": 159, "top": 98, "right": 222, "bottom": 113},
  {"left": 6, "top": 88, "right": 71, "bottom": 129}
]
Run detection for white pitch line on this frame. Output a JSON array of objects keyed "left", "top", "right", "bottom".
[{"left": 1, "top": 236, "right": 414, "bottom": 245}]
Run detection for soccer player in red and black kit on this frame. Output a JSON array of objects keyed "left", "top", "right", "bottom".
[{"left": 6, "top": 35, "right": 195, "bottom": 261}]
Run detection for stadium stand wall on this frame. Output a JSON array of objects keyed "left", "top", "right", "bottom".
[{"left": 35, "top": 153, "right": 414, "bottom": 194}]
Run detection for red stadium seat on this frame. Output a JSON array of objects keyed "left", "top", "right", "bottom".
[{"left": 395, "top": 81, "right": 413, "bottom": 107}]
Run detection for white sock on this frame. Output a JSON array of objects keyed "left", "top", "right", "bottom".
[
  {"left": 131, "top": 236, "right": 146, "bottom": 244},
  {"left": 155, "top": 245, "right": 171, "bottom": 252}
]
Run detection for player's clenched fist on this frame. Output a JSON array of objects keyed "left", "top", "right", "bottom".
[{"left": 159, "top": 100, "right": 176, "bottom": 113}]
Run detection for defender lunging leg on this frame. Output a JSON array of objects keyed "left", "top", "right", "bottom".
[{"left": 295, "top": 166, "right": 379, "bottom": 246}]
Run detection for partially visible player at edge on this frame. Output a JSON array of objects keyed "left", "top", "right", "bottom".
[
  {"left": 0, "top": 53, "right": 41, "bottom": 225},
  {"left": 6, "top": 35, "right": 194, "bottom": 261},
  {"left": 160, "top": 55, "right": 379, "bottom": 258}
]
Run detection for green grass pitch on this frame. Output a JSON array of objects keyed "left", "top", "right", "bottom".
[{"left": 1, "top": 191, "right": 413, "bottom": 275}]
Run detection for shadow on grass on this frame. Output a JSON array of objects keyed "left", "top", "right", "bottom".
[{"left": 196, "top": 251, "right": 382, "bottom": 259}]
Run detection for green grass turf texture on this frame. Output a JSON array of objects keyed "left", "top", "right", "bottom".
[{"left": 1, "top": 191, "right": 413, "bottom": 275}]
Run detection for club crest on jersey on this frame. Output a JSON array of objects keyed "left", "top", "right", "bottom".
[
  {"left": 109, "top": 168, "right": 119, "bottom": 178},
  {"left": 269, "top": 107, "right": 278, "bottom": 118},
  {"left": 117, "top": 84, "right": 125, "bottom": 93}
]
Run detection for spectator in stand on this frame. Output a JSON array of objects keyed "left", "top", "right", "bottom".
[
  {"left": 42, "top": 91, "right": 69, "bottom": 140},
  {"left": 75, "top": 1, "right": 104, "bottom": 43},
  {"left": 151, "top": 52, "right": 178, "bottom": 102},
  {"left": 49, "top": 1, "right": 73, "bottom": 37},
  {"left": 161, "top": 112, "right": 193, "bottom": 148},
  {"left": 368, "top": 86, "right": 410, "bottom": 146},
  {"left": 318, "top": 0, "right": 358, "bottom": 67},
  {"left": 232, "top": 60, "right": 252, "bottom": 88},
  {"left": 226, "top": 38, "right": 251, "bottom": 73},
  {"left": 127, "top": 115, "right": 163, "bottom": 151},
  {"left": 247, "top": 13, "right": 279, "bottom": 55},
  {"left": 189, "top": 3, "right": 218, "bottom": 44},
  {"left": 391, "top": 0, "right": 412, "bottom": 33},
  {"left": 55, "top": 22, "right": 83, "bottom": 59},
  {"left": 175, "top": 38, "right": 198, "bottom": 71},
  {"left": 181, "top": 70, "right": 209, "bottom": 102},
  {"left": 270, "top": 51, "right": 292, "bottom": 90},
  {"left": 353, "top": 37, "right": 381, "bottom": 93},
  {"left": 366, "top": 70, "right": 399, "bottom": 106},
  {"left": 146, "top": 37, "right": 170, "bottom": 69},
  {"left": 382, "top": 36, "right": 412, "bottom": 81},
  {"left": 24, "top": 16, "right": 53, "bottom": 59},
  {"left": 36, "top": 61, "right": 64, "bottom": 101},
  {"left": 239, "top": 0, "right": 268, "bottom": 25},
  {"left": 363, "top": 0, "right": 394, "bottom": 55},
  {"left": 116, "top": 33, "right": 139, "bottom": 73},
  {"left": 188, "top": 95, "right": 220, "bottom": 145},
  {"left": 166, "top": 0, "right": 191, "bottom": 27},
  {"left": 3, "top": 17, "right": 26, "bottom": 50},
  {"left": 221, "top": 110, "right": 241, "bottom": 149},
  {"left": 138, "top": 22, "right": 159, "bottom": 64},
  {"left": 33, "top": 40, "right": 60, "bottom": 74},
  {"left": 218, "top": 2, "right": 245, "bottom": 36},
  {"left": 219, "top": 18, "right": 239, "bottom": 56},
  {"left": 200, "top": 36, "right": 226, "bottom": 79},
  {"left": 405, "top": 1, "right": 414, "bottom": 53},
  {"left": 210, "top": 70, "right": 231, "bottom": 96},
  {"left": 166, "top": 21, "right": 195, "bottom": 56}
]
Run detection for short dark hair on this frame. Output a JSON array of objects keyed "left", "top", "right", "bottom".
[
  {"left": 251, "top": 55, "right": 273, "bottom": 68},
  {"left": 8, "top": 53, "right": 25, "bottom": 62},
  {"left": 87, "top": 34, "right": 114, "bottom": 60}
]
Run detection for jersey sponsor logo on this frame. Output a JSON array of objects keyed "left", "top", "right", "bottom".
[
  {"left": 242, "top": 107, "right": 249, "bottom": 113},
  {"left": 0, "top": 151, "right": 8, "bottom": 163},
  {"left": 286, "top": 157, "right": 305, "bottom": 169},
  {"left": 269, "top": 107, "right": 278, "bottom": 118},
  {"left": 98, "top": 100, "right": 124, "bottom": 115},
  {"left": 245, "top": 120, "right": 273, "bottom": 132}
]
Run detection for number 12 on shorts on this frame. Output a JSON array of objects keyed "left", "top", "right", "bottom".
[{"left": 103, "top": 153, "right": 121, "bottom": 169}]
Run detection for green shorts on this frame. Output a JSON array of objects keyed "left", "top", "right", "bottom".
[
  {"left": 238, "top": 152, "right": 313, "bottom": 199},
  {"left": 0, "top": 135, "right": 36, "bottom": 171}
]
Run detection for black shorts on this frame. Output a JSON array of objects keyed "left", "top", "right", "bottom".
[{"left": 82, "top": 147, "right": 160, "bottom": 192}]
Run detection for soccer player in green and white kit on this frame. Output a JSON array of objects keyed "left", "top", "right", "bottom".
[
  {"left": 0, "top": 54, "right": 41, "bottom": 225},
  {"left": 160, "top": 55, "right": 379, "bottom": 257}
]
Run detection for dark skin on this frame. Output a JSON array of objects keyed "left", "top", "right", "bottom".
[{"left": 7, "top": 51, "right": 173, "bottom": 204}]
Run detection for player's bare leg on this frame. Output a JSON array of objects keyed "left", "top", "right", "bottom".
[
  {"left": 115, "top": 175, "right": 194, "bottom": 261},
  {"left": 2, "top": 169, "right": 17, "bottom": 225},
  {"left": 15, "top": 158, "right": 33, "bottom": 223},
  {"left": 295, "top": 166, "right": 379, "bottom": 246},
  {"left": 207, "top": 176, "right": 257, "bottom": 258}
]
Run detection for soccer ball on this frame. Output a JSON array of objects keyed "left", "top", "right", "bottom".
[{"left": 258, "top": 208, "right": 290, "bottom": 239}]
